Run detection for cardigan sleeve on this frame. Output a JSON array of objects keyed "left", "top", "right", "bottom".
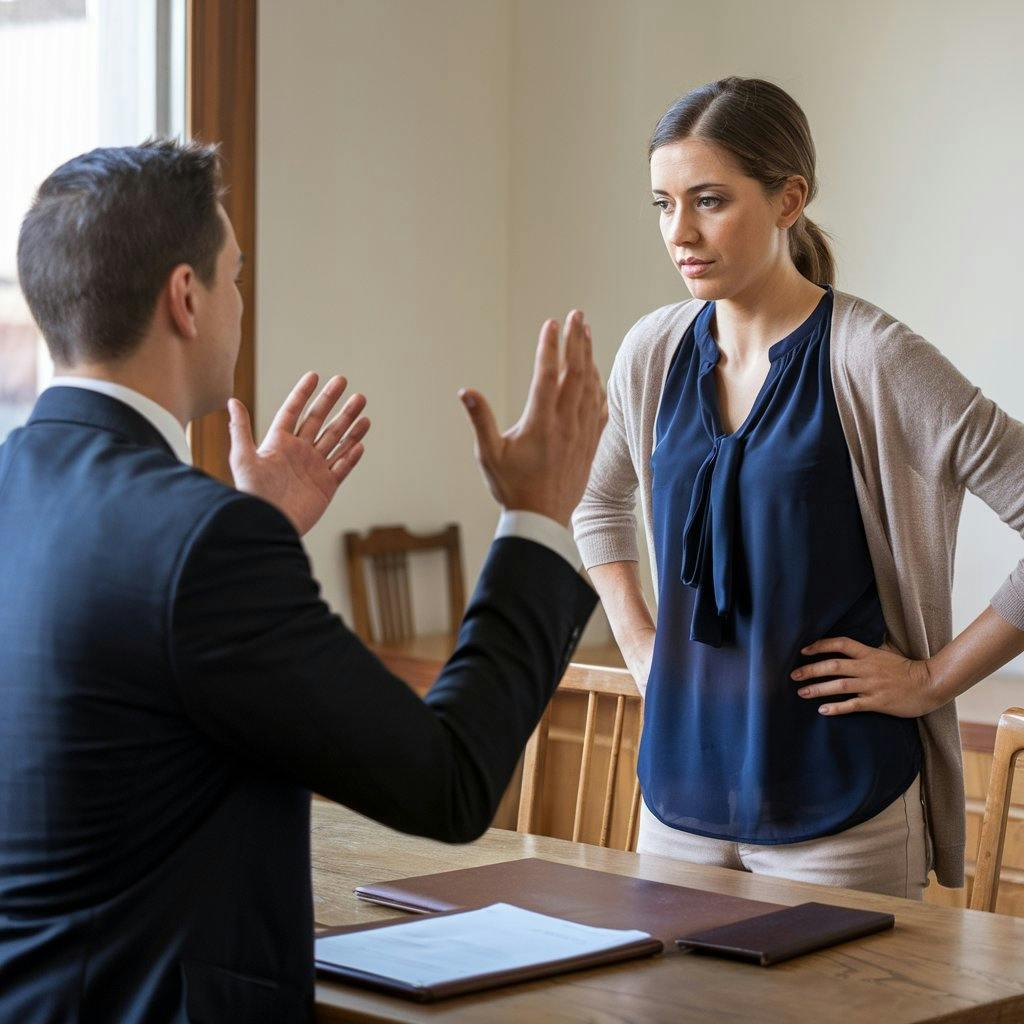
[
  {"left": 881, "top": 328, "right": 1024, "bottom": 630},
  {"left": 571, "top": 334, "right": 641, "bottom": 569}
]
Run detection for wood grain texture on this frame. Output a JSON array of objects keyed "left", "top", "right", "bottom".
[
  {"left": 961, "top": 721, "right": 998, "bottom": 754},
  {"left": 186, "top": 0, "right": 256, "bottom": 483},
  {"left": 311, "top": 801, "right": 1024, "bottom": 1023},
  {"left": 971, "top": 709, "right": 1024, "bottom": 911},
  {"left": 517, "top": 667, "right": 642, "bottom": 852}
]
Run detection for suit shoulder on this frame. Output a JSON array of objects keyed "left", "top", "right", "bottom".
[
  {"left": 125, "top": 462, "right": 300, "bottom": 583},
  {"left": 169, "top": 488, "right": 308, "bottom": 619},
  {"left": 178, "top": 484, "right": 299, "bottom": 554}
]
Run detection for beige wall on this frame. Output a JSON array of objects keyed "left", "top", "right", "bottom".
[
  {"left": 257, "top": 0, "right": 511, "bottom": 627},
  {"left": 259, "top": 0, "right": 1024, "bottom": 672}
]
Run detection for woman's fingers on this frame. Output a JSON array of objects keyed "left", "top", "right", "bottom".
[
  {"left": 817, "top": 698, "right": 865, "bottom": 716},
  {"left": 791, "top": 655, "right": 869, "bottom": 682},
  {"left": 800, "top": 636, "right": 869, "bottom": 658},
  {"left": 796, "top": 677, "right": 859, "bottom": 699}
]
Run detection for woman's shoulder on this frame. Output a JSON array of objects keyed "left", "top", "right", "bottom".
[
  {"left": 832, "top": 289, "right": 910, "bottom": 339},
  {"left": 831, "top": 288, "right": 937, "bottom": 352},
  {"left": 831, "top": 289, "right": 966, "bottom": 394}
]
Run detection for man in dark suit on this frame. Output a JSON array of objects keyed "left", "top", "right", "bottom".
[{"left": 0, "top": 140, "right": 606, "bottom": 1022}]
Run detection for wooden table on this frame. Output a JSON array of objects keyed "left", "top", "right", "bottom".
[{"left": 312, "top": 801, "right": 1024, "bottom": 1023}]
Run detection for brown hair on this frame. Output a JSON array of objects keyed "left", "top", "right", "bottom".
[
  {"left": 17, "top": 138, "right": 225, "bottom": 366},
  {"left": 649, "top": 77, "right": 835, "bottom": 287}
]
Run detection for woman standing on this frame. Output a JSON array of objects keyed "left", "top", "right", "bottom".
[{"left": 573, "top": 77, "right": 1024, "bottom": 898}]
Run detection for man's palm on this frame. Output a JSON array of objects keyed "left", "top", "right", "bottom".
[{"left": 228, "top": 373, "right": 370, "bottom": 536}]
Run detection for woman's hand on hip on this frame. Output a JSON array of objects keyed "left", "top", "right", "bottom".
[{"left": 791, "top": 636, "right": 939, "bottom": 718}]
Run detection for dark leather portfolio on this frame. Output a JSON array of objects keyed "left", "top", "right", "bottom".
[
  {"left": 354, "top": 857, "right": 785, "bottom": 946},
  {"left": 676, "top": 901, "right": 895, "bottom": 965},
  {"left": 314, "top": 906, "right": 663, "bottom": 1002}
]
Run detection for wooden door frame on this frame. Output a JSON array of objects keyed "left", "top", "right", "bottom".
[{"left": 186, "top": 0, "right": 257, "bottom": 483}]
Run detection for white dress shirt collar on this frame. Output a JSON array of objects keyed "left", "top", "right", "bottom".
[{"left": 47, "top": 377, "right": 193, "bottom": 465}]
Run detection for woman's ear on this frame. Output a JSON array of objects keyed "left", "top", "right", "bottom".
[
  {"left": 166, "top": 263, "right": 199, "bottom": 340},
  {"left": 777, "top": 175, "right": 809, "bottom": 230}
]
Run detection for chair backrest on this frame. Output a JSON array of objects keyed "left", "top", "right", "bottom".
[
  {"left": 517, "top": 663, "right": 642, "bottom": 851},
  {"left": 343, "top": 524, "right": 465, "bottom": 645},
  {"left": 971, "top": 707, "right": 1024, "bottom": 912}
]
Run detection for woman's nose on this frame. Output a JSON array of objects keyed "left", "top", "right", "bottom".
[{"left": 667, "top": 209, "right": 700, "bottom": 247}]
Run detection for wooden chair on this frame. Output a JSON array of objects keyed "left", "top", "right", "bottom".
[
  {"left": 343, "top": 524, "right": 465, "bottom": 645},
  {"left": 971, "top": 707, "right": 1024, "bottom": 912},
  {"left": 517, "top": 663, "right": 643, "bottom": 851}
]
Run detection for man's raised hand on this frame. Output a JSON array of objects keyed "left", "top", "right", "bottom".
[
  {"left": 228, "top": 372, "right": 370, "bottom": 536},
  {"left": 459, "top": 309, "right": 607, "bottom": 526}
]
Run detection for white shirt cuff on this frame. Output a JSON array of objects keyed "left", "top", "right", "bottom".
[{"left": 495, "top": 510, "right": 582, "bottom": 571}]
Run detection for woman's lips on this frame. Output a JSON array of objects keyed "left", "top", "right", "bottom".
[{"left": 680, "top": 260, "right": 714, "bottom": 278}]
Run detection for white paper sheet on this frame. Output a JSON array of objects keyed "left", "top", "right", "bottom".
[{"left": 315, "top": 902, "right": 652, "bottom": 989}]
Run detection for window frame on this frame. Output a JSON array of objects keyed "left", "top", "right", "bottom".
[{"left": 186, "top": 0, "right": 256, "bottom": 483}]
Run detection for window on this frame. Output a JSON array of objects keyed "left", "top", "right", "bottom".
[{"left": 0, "top": 0, "right": 186, "bottom": 440}]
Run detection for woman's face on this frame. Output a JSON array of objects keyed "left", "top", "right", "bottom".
[{"left": 649, "top": 137, "right": 803, "bottom": 302}]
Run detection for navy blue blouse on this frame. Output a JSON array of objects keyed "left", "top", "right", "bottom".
[{"left": 640, "top": 289, "right": 922, "bottom": 844}]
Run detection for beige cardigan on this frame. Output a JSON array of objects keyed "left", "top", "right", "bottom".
[{"left": 572, "top": 290, "right": 1024, "bottom": 888}]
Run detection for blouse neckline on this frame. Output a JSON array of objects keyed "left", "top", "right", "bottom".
[{"left": 694, "top": 285, "right": 833, "bottom": 367}]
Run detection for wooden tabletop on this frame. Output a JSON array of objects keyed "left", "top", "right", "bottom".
[{"left": 312, "top": 800, "right": 1024, "bottom": 1023}]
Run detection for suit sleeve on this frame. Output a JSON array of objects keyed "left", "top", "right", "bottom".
[{"left": 168, "top": 495, "right": 597, "bottom": 842}]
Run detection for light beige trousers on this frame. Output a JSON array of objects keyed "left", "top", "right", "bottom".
[{"left": 636, "top": 775, "right": 929, "bottom": 900}]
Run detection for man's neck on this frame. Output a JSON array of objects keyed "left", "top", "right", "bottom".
[{"left": 53, "top": 362, "right": 193, "bottom": 428}]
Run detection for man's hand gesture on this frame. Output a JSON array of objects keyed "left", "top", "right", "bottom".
[
  {"left": 228, "top": 373, "right": 370, "bottom": 536},
  {"left": 460, "top": 310, "right": 607, "bottom": 526}
]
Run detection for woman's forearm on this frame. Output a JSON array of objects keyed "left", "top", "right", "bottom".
[
  {"left": 587, "top": 560, "right": 657, "bottom": 691},
  {"left": 927, "top": 605, "right": 1024, "bottom": 706}
]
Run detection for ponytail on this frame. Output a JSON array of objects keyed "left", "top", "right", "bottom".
[{"left": 789, "top": 215, "right": 835, "bottom": 288}]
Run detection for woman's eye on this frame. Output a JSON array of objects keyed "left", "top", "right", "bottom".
[
  {"left": 651, "top": 199, "right": 670, "bottom": 212},
  {"left": 696, "top": 195, "right": 722, "bottom": 210}
]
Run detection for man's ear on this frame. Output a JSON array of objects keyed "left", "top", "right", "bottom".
[
  {"left": 166, "top": 264, "right": 199, "bottom": 340},
  {"left": 777, "top": 175, "right": 809, "bottom": 230}
]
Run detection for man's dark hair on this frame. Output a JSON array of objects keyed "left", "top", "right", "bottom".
[{"left": 17, "top": 139, "right": 225, "bottom": 366}]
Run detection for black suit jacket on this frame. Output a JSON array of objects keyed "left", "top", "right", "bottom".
[{"left": 0, "top": 387, "right": 596, "bottom": 1023}]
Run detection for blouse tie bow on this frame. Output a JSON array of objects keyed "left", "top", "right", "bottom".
[{"left": 680, "top": 432, "right": 744, "bottom": 647}]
